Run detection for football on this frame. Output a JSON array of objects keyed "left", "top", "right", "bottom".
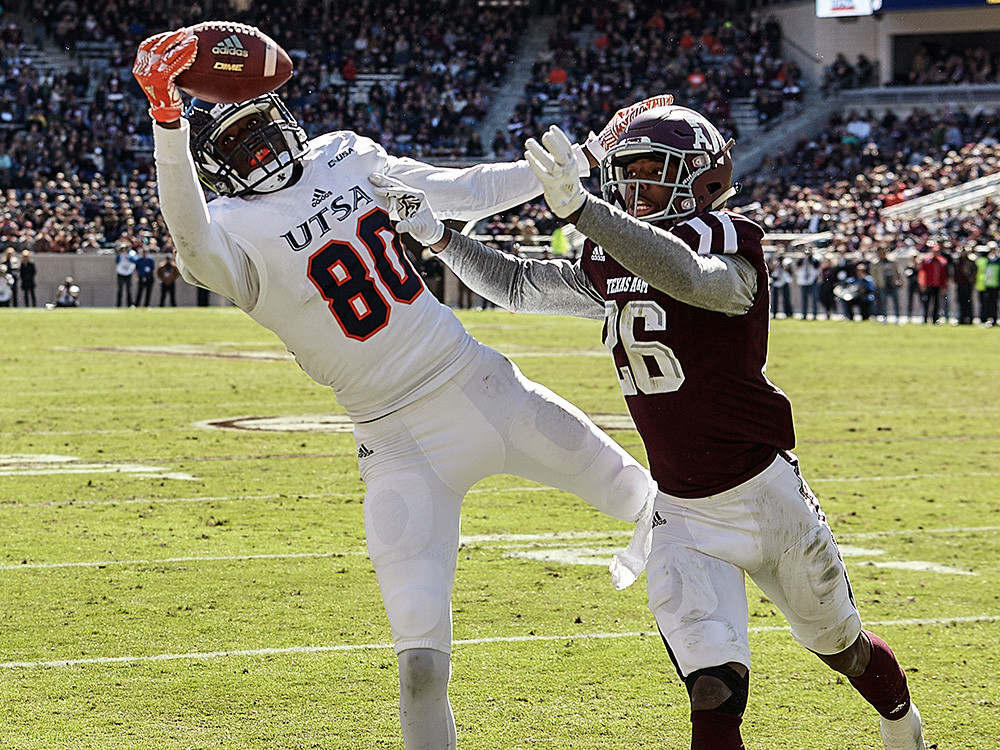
[{"left": 175, "top": 21, "right": 293, "bottom": 104}]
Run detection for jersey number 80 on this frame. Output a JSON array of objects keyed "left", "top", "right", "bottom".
[{"left": 307, "top": 209, "right": 423, "bottom": 340}]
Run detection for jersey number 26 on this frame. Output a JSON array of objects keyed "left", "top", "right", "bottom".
[{"left": 603, "top": 299, "right": 685, "bottom": 396}]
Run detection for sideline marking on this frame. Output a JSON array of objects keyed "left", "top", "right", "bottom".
[
  {"left": 2, "top": 615, "right": 997, "bottom": 669},
  {"left": 505, "top": 543, "right": 977, "bottom": 576},
  {"left": 0, "top": 454, "right": 197, "bottom": 481},
  {"left": 0, "top": 551, "right": 368, "bottom": 571},
  {"left": 3, "top": 529, "right": 986, "bottom": 573}
]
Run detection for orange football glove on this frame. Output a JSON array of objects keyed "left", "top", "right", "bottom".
[
  {"left": 132, "top": 29, "right": 198, "bottom": 124},
  {"left": 585, "top": 93, "right": 675, "bottom": 162}
]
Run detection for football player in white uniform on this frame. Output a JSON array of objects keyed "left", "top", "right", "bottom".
[{"left": 133, "top": 29, "right": 662, "bottom": 749}]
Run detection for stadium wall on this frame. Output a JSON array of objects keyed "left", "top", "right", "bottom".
[
  {"left": 22, "top": 253, "right": 479, "bottom": 309},
  {"left": 24, "top": 253, "right": 223, "bottom": 308}
]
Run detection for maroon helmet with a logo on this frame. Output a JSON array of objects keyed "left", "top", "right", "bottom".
[{"left": 600, "top": 105, "right": 739, "bottom": 226}]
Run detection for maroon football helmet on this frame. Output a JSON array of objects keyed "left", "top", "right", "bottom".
[{"left": 600, "top": 105, "right": 738, "bottom": 226}]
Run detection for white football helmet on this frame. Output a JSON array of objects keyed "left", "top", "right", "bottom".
[{"left": 186, "top": 94, "right": 309, "bottom": 197}]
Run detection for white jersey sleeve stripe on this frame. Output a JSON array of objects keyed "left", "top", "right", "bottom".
[
  {"left": 687, "top": 216, "right": 714, "bottom": 256},
  {"left": 710, "top": 211, "right": 739, "bottom": 254}
]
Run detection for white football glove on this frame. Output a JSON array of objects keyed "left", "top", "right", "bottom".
[
  {"left": 584, "top": 93, "right": 675, "bottom": 163},
  {"left": 525, "top": 125, "right": 586, "bottom": 220},
  {"left": 368, "top": 173, "right": 446, "bottom": 246}
]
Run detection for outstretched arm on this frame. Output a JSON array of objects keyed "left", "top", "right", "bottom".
[
  {"left": 384, "top": 94, "right": 675, "bottom": 222},
  {"left": 369, "top": 174, "right": 604, "bottom": 318},
  {"left": 526, "top": 125, "right": 756, "bottom": 316},
  {"left": 134, "top": 30, "right": 259, "bottom": 309},
  {"left": 439, "top": 232, "right": 604, "bottom": 318}
]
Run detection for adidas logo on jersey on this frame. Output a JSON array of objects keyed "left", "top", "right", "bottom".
[
  {"left": 312, "top": 188, "right": 333, "bottom": 207},
  {"left": 212, "top": 34, "right": 249, "bottom": 57},
  {"left": 652, "top": 511, "right": 668, "bottom": 528},
  {"left": 590, "top": 246, "right": 605, "bottom": 262},
  {"left": 357, "top": 443, "right": 374, "bottom": 459}
]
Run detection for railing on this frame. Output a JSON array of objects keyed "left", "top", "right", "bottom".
[{"left": 839, "top": 83, "right": 1000, "bottom": 112}]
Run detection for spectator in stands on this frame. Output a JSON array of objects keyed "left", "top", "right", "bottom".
[
  {"left": 18, "top": 249, "right": 37, "bottom": 307},
  {"left": 53, "top": 275, "right": 79, "bottom": 307},
  {"left": 918, "top": 243, "right": 949, "bottom": 324},
  {"left": 135, "top": 246, "right": 155, "bottom": 306},
  {"left": 897, "top": 252, "right": 918, "bottom": 322},
  {"left": 795, "top": 253, "right": 820, "bottom": 319},
  {"left": 156, "top": 255, "right": 179, "bottom": 307},
  {"left": 769, "top": 255, "right": 793, "bottom": 318},
  {"left": 114, "top": 239, "right": 137, "bottom": 307},
  {"left": 843, "top": 263, "right": 876, "bottom": 321},
  {"left": 1, "top": 248, "right": 18, "bottom": 306},
  {"left": 0, "top": 263, "right": 13, "bottom": 306},
  {"left": 953, "top": 249, "right": 978, "bottom": 325},
  {"left": 871, "top": 247, "right": 904, "bottom": 322},
  {"left": 818, "top": 254, "right": 840, "bottom": 319},
  {"left": 977, "top": 246, "right": 1000, "bottom": 326}
]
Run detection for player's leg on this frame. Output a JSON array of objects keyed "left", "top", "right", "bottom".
[
  {"left": 646, "top": 493, "right": 753, "bottom": 750},
  {"left": 396, "top": 647, "right": 457, "bottom": 750},
  {"left": 747, "top": 452, "right": 925, "bottom": 749},
  {"left": 353, "top": 377, "right": 511, "bottom": 749},
  {"left": 355, "top": 424, "right": 469, "bottom": 749},
  {"left": 362, "top": 462, "right": 462, "bottom": 749},
  {"left": 361, "top": 459, "right": 463, "bottom": 749},
  {"left": 817, "top": 630, "right": 925, "bottom": 749},
  {"left": 476, "top": 351, "right": 656, "bottom": 523},
  {"left": 468, "top": 352, "right": 657, "bottom": 586}
]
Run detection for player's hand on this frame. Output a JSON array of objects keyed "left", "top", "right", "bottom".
[
  {"left": 368, "top": 173, "right": 446, "bottom": 246},
  {"left": 525, "top": 125, "right": 586, "bottom": 220},
  {"left": 585, "top": 94, "right": 675, "bottom": 163},
  {"left": 132, "top": 29, "right": 198, "bottom": 124}
]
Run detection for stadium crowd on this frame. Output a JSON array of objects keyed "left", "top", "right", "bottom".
[
  {"left": 500, "top": 0, "right": 794, "bottom": 152},
  {"left": 2, "top": 0, "right": 999, "bottom": 321}
]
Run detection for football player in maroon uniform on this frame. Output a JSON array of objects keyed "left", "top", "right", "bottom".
[{"left": 373, "top": 105, "right": 926, "bottom": 750}]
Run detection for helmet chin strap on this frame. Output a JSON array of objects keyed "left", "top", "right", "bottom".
[{"left": 709, "top": 183, "right": 740, "bottom": 211}]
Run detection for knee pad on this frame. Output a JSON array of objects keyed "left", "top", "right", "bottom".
[
  {"left": 596, "top": 461, "right": 656, "bottom": 522},
  {"left": 684, "top": 665, "right": 750, "bottom": 715},
  {"left": 398, "top": 648, "right": 451, "bottom": 696}
]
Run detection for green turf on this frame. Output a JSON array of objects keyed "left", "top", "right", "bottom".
[{"left": 2, "top": 307, "right": 996, "bottom": 748}]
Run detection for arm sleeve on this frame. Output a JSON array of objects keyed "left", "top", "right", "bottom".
[
  {"left": 384, "top": 145, "right": 591, "bottom": 222},
  {"left": 152, "top": 121, "right": 259, "bottom": 309},
  {"left": 438, "top": 232, "right": 605, "bottom": 319},
  {"left": 575, "top": 197, "right": 757, "bottom": 316}
]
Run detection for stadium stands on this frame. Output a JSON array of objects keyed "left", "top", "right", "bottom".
[{"left": 2, "top": 1, "right": 1000, "bottom": 317}]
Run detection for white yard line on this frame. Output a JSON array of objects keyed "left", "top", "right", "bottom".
[
  {"left": 2, "top": 615, "right": 996, "bottom": 670},
  {"left": 3, "top": 525, "right": 993, "bottom": 571}
]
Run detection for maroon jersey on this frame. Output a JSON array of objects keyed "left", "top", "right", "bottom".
[{"left": 581, "top": 209, "right": 795, "bottom": 498}]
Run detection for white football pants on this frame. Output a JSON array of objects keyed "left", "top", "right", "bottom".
[
  {"left": 647, "top": 451, "right": 863, "bottom": 677},
  {"left": 355, "top": 343, "right": 656, "bottom": 653}
]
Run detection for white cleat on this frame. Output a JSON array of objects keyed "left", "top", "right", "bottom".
[{"left": 880, "top": 703, "right": 926, "bottom": 750}]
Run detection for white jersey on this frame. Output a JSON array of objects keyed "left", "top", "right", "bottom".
[{"left": 154, "top": 123, "right": 563, "bottom": 421}]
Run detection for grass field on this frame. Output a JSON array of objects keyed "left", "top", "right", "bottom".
[{"left": 2, "top": 307, "right": 998, "bottom": 749}]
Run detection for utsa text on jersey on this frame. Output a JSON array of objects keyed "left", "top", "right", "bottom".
[{"left": 281, "top": 183, "right": 375, "bottom": 251}]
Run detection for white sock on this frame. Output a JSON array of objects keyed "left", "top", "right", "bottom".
[
  {"left": 881, "top": 702, "right": 925, "bottom": 749},
  {"left": 398, "top": 648, "right": 457, "bottom": 749}
]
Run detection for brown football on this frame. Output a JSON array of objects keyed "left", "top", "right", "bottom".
[{"left": 176, "top": 21, "right": 293, "bottom": 104}]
